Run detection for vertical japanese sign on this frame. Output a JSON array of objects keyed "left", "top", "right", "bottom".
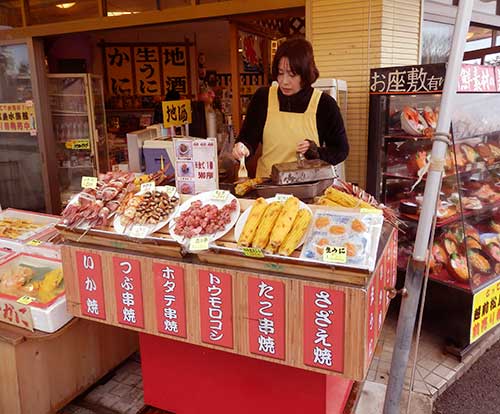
[
  {"left": 76, "top": 251, "right": 106, "bottom": 320},
  {"left": 162, "top": 100, "right": 192, "bottom": 128},
  {"left": 248, "top": 277, "right": 285, "bottom": 360},
  {"left": 0, "top": 299, "right": 34, "bottom": 331},
  {"left": 470, "top": 280, "right": 500, "bottom": 343},
  {"left": 199, "top": 269, "right": 233, "bottom": 349},
  {"left": 134, "top": 46, "right": 161, "bottom": 96},
  {"left": 303, "top": 286, "right": 345, "bottom": 372},
  {"left": 174, "top": 137, "right": 218, "bottom": 195},
  {"left": 495, "top": 67, "right": 500, "bottom": 92},
  {"left": 105, "top": 46, "right": 133, "bottom": 95},
  {"left": 458, "top": 64, "right": 497, "bottom": 92},
  {"left": 366, "top": 276, "right": 376, "bottom": 362},
  {"left": 113, "top": 257, "right": 145, "bottom": 328},
  {"left": 162, "top": 46, "right": 188, "bottom": 95},
  {"left": 153, "top": 261, "right": 187, "bottom": 338},
  {"left": 0, "top": 102, "right": 36, "bottom": 134}
]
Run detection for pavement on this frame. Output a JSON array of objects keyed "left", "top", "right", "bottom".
[{"left": 59, "top": 304, "right": 500, "bottom": 414}]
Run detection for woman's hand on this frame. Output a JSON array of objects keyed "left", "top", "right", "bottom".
[
  {"left": 232, "top": 142, "right": 250, "bottom": 160},
  {"left": 296, "top": 140, "right": 311, "bottom": 155}
]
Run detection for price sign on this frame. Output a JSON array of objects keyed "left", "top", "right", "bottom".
[
  {"left": 323, "top": 246, "right": 347, "bottom": 264},
  {"left": 189, "top": 236, "right": 210, "bottom": 251},
  {"left": 360, "top": 208, "right": 382, "bottom": 215},
  {"left": 242, "top": 247, "right": 264, "bottom": 258},
  {"left": 81, "top": 176, "right": 98, "bottom": 189},
  {"left": 141, "top": 182, "right": 156, "bottom": 193},
  {"left": 276, "top": 193, "right": 292, "bottom": 203},
  {"left": 17, "top": 295, "right": 35, "bottom": 305},
  {"left": 65, "top": 139, "right": 90, "bottom": 150},
  {"left": 26, "top": 239, "right": 43, "bottom": 246},
  {"left": 211, "top": 190, "right": 229, "bottom": 201},
  {"left": 129, "top": 225, "right": 150, "bottom": 239},
  {"left": 164, "top": 185, "right": 177, "bottom": 198}
]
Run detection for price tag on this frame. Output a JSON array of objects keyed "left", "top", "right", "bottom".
[
  {"left": 164, "top": 185, "right": 177, "bottom": 198},
  {"left": 81, "top": 176, "right": 98, "bottom": 189},
  {"left": 211, "top": 190, "right": 229, "bottom": 201},
  {"left": 242, "top": 247, "right": 264, "bottom": 258},
  {"left": 17, "top": 295, "right": 35, "bottom": 305},
  {"left": 129, "top": 225, "right": 150, "bottom": 239},
  {"left": 65, "top": 139, "right": 90, "bottom": 150},
  {"left": 189, "top": 236, "right": 210, "bottom": 251},
  {"left": 276, "top": 193, "right": 292, "bottom": 203},
  {"left": 360, "top": 208, "right": 383, "bottom": 215},
  {"left": 141, "top": 182, "right": 156, "bottom": 193},
  {"left": 323, "top": 246, "right": 347, "bottom": 264},
  {"left": 26, "top": 239, "right": 43, "bottom": 246}
]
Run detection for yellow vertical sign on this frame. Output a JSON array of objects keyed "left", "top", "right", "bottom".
[
  {"left": 162, "top": 100, "right": 192, "bottom": 128},
  {"left": 470, "top": 280, "right": 500, "bottom": 343},
  {"left": 105, "top": 46, "right": 133, "bottom": 96}
]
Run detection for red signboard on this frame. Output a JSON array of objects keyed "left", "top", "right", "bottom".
[
  {"left": 366, "top": 277, "right": 376, "bottom": 362},
  {"left": 458, "top": 64, "right": 497, "bottom": 92},
  {"left": 76, "top": 250, "right": 106, "bottom": 320},
  {"left": 153, "top": 261, "right": 187, "bottom": 338},
  {"left": 248, "top": 277, "right": 285, "bottom": 360},
  {"left": 199, "top": 269, "right": 233, "bottom": 349},
  {"left": 303, "top": 286, "right": 345, "bottom": 372},
  {"left": 113, "top": 257, "right": 145, "bottom": 328}
]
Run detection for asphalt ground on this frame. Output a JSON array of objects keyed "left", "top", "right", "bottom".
[{"left": 433, "top": 339, "right": 500, "bottom": 414}]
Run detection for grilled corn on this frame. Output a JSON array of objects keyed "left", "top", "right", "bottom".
[
  {"left": 278, "top": 209, "right": 312, "bottom": 256},
  {"left": 252, "top": 201, "right": 283, "bottom": 249},
  {"left": 322, "top": 188, "right": 378, "bottom": 211},
  {"left": 269, "top": 196, "right": 300, "bottom": 248},
  {"left": 237, "top": 198, "right": 268, "bottom": 247}
]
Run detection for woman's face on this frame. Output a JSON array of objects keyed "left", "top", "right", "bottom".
[{"left": 277, "top": 57, "right": 301, "bottom": 96}]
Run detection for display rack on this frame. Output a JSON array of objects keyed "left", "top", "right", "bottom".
[{"left": 367, "top": 63, "right": 500, "bottom": 353}]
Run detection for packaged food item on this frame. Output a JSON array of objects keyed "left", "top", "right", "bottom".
[{"left": 300, "top": 210, "right": 384, "bottom": 271}]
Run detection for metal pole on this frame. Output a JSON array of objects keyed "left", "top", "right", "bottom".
[{"left": 383, "top": 1, "right": 474, "bottom": 413}]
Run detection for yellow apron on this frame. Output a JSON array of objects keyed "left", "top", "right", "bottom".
[{"left": 256, "top": 85, "right": 322, "bottom": 178}]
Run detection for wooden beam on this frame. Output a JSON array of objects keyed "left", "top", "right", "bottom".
[
  {"left": 20, "top": 0, "right": 29, "bottom": 27},
  {"left": 98, "top": 0, "right": 106, "bottom": 17},
  {"left": 229, "top": 22, "right": 241, "bottom": 135},
  {"left": 464, "top": 44, "right": 500, "bottom": 60},
  {"left": 0, "top": 0, "right": 305, "bottom": 40},
  {"left": 27, "top": 38, "right": 61, "bottom": 214}
]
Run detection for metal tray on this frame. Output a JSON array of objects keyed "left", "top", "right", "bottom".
[{"left": 271, "top": 159, "right": 336, "bottom": 185}]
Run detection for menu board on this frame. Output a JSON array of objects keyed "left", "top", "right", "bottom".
[{"left": 173, "top": 137, "right": 218, "bottom": 195}]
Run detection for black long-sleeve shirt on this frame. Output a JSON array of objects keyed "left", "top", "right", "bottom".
[{"left": 237, "top": 86, "right": 349, "bottom": 165}]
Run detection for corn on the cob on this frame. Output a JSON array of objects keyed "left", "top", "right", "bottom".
[
  {"left": 264, "top": 240, "right": 277, "bottom": 255},
  {"left": 269, "top": 196, "right": 300, "bottom": 248},
  {"left": 278, "top": 209, "right": 312, "bottom": 256},
  {"left": 237, "top": 198, "right": 268, "bottom": 247},
  {"left": 235, "top": 177, "right": 266, "bottom": 197},
  {"left": 252, "top": 201, "right": 282, "bottom": 249},
  {"left": 323, "top": 188, "right": 378, "bottom": 211}
]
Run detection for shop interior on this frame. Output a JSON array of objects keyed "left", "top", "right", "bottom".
[{"left": 36, "top": 11, "right": 314, "bottom": 211}]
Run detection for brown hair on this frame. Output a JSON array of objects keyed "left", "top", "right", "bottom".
[{"left": 271, "top": 37, "right": 319, "bottom": 88}]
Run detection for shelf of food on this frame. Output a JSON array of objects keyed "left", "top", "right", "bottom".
[{"left": 52, "top": 111, "right": 88, "bottom": 116}]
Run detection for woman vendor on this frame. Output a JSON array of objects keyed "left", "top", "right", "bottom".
[{"left": 232, "top": 37, "right": 349, "bottom": 178}]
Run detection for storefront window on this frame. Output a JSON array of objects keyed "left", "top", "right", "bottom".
[
  {"left": 473, "top": 0, "right": 498, "bottom": 15},
  {"left": 0, "top": 44, "right": 46, "bottom": 212},
  {"left": 106, "top": 0, "right": 158, "bottom": 15},
  {"left": 421, "top": 20, "right": 453, "bottom": 64},
  {"left": 28, "top": 0, "right": 100, "bottom": 25},
  {"left": 0, "top": 1, "right": 23, "bottom": 28},
  {"left": 484, "top": 52, "right": 500, "bottom": 65},
  {"left": 465, "top": 25, "right": 493, "bottom": 52}
]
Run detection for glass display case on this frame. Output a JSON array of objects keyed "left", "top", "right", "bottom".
[
  {"left": 367, "top": 63, "right": 500, "bottom": 352},
  {"left": 48, "top": 74, "right": 109, "bottom": 206}
]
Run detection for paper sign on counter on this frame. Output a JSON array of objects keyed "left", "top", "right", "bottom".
[
  {"left": 141, "top": 182, "right": 155, "bottom": 193},
  {"left": 81, "top": 176, "right": 98, "bottom": 189},
  {"left": 189, "top": 236, "right": 209, "bottom": 251},
  {"left": 323, "top": 246, "right": 347, "bottom": 264}
]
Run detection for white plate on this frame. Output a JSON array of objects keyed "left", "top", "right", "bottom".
[
  {"left": 233, "top": 196, "right": 312, "bottom": 249},
  {"left": 169, "top": 190, "right": 240, "bottom": 244},
  {"left": 113, "top": 186, "right": 180, "bottom": 238}
]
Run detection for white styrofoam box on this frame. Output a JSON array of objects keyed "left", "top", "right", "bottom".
[
  {"left": 127, "top": 127, "right": 158, "bottom": 172},
  {"left": 30, "top": 295, "right": 72, "bottom": 333},
  {"left": 0, "top": 209, "right": 60, "bottom": 244},
  {"left": 0, "top": 253, "right": 71, "bottom": 333}
]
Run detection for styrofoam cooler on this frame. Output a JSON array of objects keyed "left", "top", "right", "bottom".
[
  {"left": 143, "top": 139, "right": 175, "bottom": 175},
  {"left": 0, "top": 253, "right": 72, "bottom": 333}
]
